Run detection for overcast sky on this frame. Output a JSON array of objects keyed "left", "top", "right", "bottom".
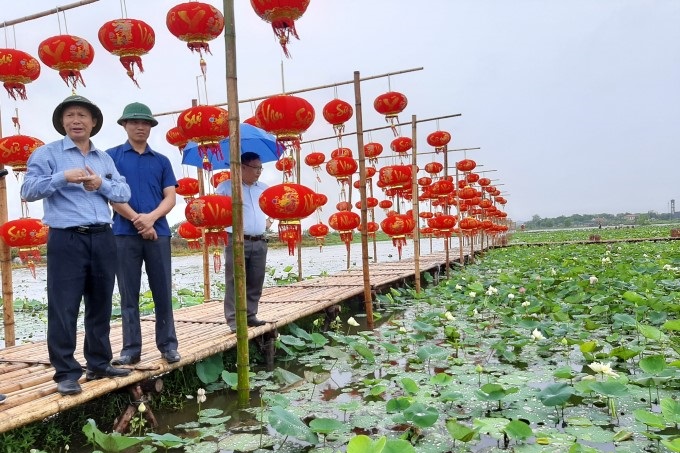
[{"left": 1, "top": 0, "right": 678, "bottom": 226}]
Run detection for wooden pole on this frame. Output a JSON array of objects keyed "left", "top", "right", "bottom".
[
  {"left": 153, "top": 67, "right": 425, "bottom": 118},
  {"left": 0, "top": 108, "right": 15, "bottom": 346},
  {"left": 302, "top": 114, "right": 463, "bottom": 145},
  {"left": 223, "top": 0, "right": 250, "bottom": 404},
  {"left": 411, "top": 115, "right": 421, "bottom": 294},
  {"left": 0, "top": 0, "right": 99, "bottom": 28},
  {"left": 353, "top": 71, "right": 373, "bottom": 326}
]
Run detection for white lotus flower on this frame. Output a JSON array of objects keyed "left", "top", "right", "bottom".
[
  {"left": 602, "top": 257, "right": 611, "bottom": 264},
  {"left": 531, "top": 329, "right": 545, "bottom": 341},
  {"left": 398, "top": 326, "right": 407, "bottom": 333},
  {"left": 486, "top": 286, "right": 498, "bottom": 295},
  {"left": 198, "top": 394, "right": 207, "bottom": 404},
  {"left": 138, "top": 402, "right": 147, "bottom": 413},
  {"left": 197, "top": 388, "right": 205, "bottom": 397},
  {"left": 469, "top": 291, "right": 477, "bottom": 298},
  {"left": 589, "top": 275, "right": 598, "bottom": 285},
  {"left": 507, "top": 293, "right": 515, "bottom": 299},
  {"left": 455, "top": 284, "right": 463, "bottom": 290},
  {"left": 550, "top": 268, "right": 557, "bottom": 276},
  {"left": 444, "top": 311, "right": 455, "bottom": 322},
  {"left": 347, "top": 317, "right": 360, "bottom": 327},
  {"left": 521, "top": 301, "right": 530, "bottom": 307},
  {"left": 589, "top": 361, "right": 618, "bottom": 377}
]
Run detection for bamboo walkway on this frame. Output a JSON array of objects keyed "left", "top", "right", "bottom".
[{"left": 0, "top": 251, "right": 455, "bottom": 434}]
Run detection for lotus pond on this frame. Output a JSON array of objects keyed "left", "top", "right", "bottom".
[{"left": 49, "top": 236, "right": 680, "bottom": 453}]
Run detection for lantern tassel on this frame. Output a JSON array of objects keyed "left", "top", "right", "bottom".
[
  {"left": 59, "top": 70, "right": 87, "bottom": 89},
  {"left": 213, "top": 249, "right": 222, "bottom": 273},
  {"left": 3, "top": 83, "right": 28, "bottom": 101},
  {"left": 120, "top": 56, "right": 144, "bottom": 88},
  {"left": 278, "top": 222, "right": 301, "bottom": 256},
  {"left": 272, "top": 21, "right": 299, "bottom": 59}
]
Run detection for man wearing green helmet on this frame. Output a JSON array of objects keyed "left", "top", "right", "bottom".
[
  {"left": 21, "top": 95, "right": 132, "bottom": 396},
  {"left": 107, "top": 102, "right": 180, "bottom": 367}
]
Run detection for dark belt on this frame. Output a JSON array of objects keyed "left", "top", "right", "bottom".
[
  {"left": 243, "top": 234, "right": 266, "bottom": 241},
  {"left": 65, "top": 223, "right": 110, "bottom": 234}
]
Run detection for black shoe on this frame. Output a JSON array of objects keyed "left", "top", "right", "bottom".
[
  {"left": 86, "top": 366, "right": 132, "bottom": 381},
  {"left": 57, "top": 380, "right": 82, "bottom": 396},
  {"left": 161, "top": 350, "right": 181, "bottom": 363},
  {"left": 111, "top": 355, "right": 140, "bottom": 366},
  {"left": 247, "top": 318, "right": 267, "bottom": 327},
  {"left": 0, "top": 393, "right": 6, "bottom": 404}
]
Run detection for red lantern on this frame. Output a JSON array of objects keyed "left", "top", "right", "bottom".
[
  {"left": 478, "top": 177, "right": 491, "bottom": 187},
  {"left": 326, "top": 156, "right": 358, "bottom": 185},
  {"left": 374, "top": 91, "right": 408, "bottom": 135},
  {"left": 360, "top": 221, "right": 380, "bottom": 239},
  {"left": 378, "top": 199, "right": 393, "bottom": 213},
  {"left": 304, "top": 151, "right": 325, "bottom": 168},
  {"left": 177, "top": 221, "right": 202, "bottom": 249},
  {"left": 255, "top": 94, "right": 314, "bottom": 152},
  {"left": 259, "top": 183, "right": 318, "bottom": 255},
  {"left": 0, "top": 217, "right": 48, "bottom": 277},
  {"left": 336, "top": 201, "right": 352, "bottom": 212},
  {"left": 365, "top": 166, "right": 377, "bottom": 180},
  {"left": 418, "top": 176, "right": 432, "bottom": 187},
  {"left": 466, "top": 172, "right": 480, "bottom": 184},
  {"left": 243, "top": 115, "right": 260, "bottom": 127},
  {"left": 275, "top": 156, "right": 296, "bottom": 178},
  {"left": 166, "top": 126, "right": 188, "bottom": 153},
  {"left": 424, "top": 162, "right": 443, "bottom": 176},
  {"left": 458, "top": 186, "right": 477, "bottom": 200},
  {"left": 98, "top": 18, "right": 155, "bottom": 87},
  {"left": 459, "top": 217, "right": 479, "bottom": 231},
  {"left": 0, "top": 135, "right": 44, "bottom": 173},
  {"left": 426, "top": 130, "right": 451, "bottom": 153},
  {"left": 364, "top": 142, "right": 383, "bottom": 165},
  {"left": 355, "top": 197, "right": 378, "bottom": 210},
  {"left": 328, "top": 210, "right": 360, "bottom": 252},
  {"left": 308, "top": 221, "right": 329, "bottom": 250},
  {"left": 167, "top": 2, "right": 224, "bottom": 74},
  {"left": 330, "top": 147, "right": 353, "bottom": 158},
  {"left": 322, "top": 98, "right": 353, "bottom": 136},
  {"left": 38, "top": 35, "right": 94, "bottom": 89},
  {"left": 456, "top": 159, "right": 476, "bottom": 172},
  {"left": 176, "top": 177, "right": 200, "bottom": 202},
  {"left": 381, "top": 213, "right": 415, "bottom": 258},
  {"left": 430, "top": 180, "right": 454, "bottom": 198},
  {"left": 479, "top": 199, "right": 493, "bottom": 209},
  {"left": 428, "top": 214, "right": 457, "bottom": 237},
  {"left": 211, "top": 170, "right": 231, "bottom": 188},
  {"left": 390, "top": 136, "right": 412, "bottom": 154},
  {"left": 495, "top": 196, "right": 507, "bottom": 205},
  {"left": 185, "top": 194, "right": 232, "bottom": 246},
  {"left": 250, "top": 0, "right": 310, "bottom": 57},
  {"left": 378, "top": 165, "right": 412, "bottom": 189},
  {"left": 177, "top": 105, "right": 229, "bottom": 171},
  {"left": 0, "top": 48, "right": 41, "bottom": 100}
]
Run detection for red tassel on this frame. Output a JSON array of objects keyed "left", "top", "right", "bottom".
[{"left": 213, "top": 250, "right": 222, "bottom": 273}]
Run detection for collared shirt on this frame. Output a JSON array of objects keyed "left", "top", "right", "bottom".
[
  {"left": 215, "top": 179, "right": 269, "bottom": 235},
  {"left": 21, "top": 136, "right": 130, "bottom": 228},
  {"left": 106, "top": 141, "right": 177, "bottom": 237}
]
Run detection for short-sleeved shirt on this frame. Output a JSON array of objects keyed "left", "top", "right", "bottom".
[{"left": 106, "top": 142, "right": 177, "bottom": 237}]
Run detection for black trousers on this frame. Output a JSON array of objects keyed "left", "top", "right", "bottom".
[
  {"left": 224, "top": 234, "right": 268, "bottom": 326},
  {"left": 46, "top": 227, "right": 117, "bottom": 382},
  {"left": 115, "top": 235, "right": 177, "bottom": 357}
]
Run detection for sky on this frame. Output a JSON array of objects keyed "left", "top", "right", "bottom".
[{"left": 1, "top": 0, "right": 678, "bottom": 227}]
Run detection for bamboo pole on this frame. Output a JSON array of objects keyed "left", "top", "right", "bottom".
[
  {"left": 411, "top": 115, "right": 421, "bottom": 294},
  {"left": 0, "top": 0, "right": 99, "bottom": 28},
  {"left": 153, "top": 67, "right": 425, "bottom": 118},
  {"left": 302, "top": 114, "right": 463, "bottom": 145},
  {"left": 223, "top": 0, "right": 251, "bottom": 403},
  {"left": 353, "top": 71, "right": 373, "bottom": 327},
  {"left": 0, "top": 111, "right": 14, "bottom": 346}
]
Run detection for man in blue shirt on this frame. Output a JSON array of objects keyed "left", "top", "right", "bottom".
[
  {"left": 21, "top": 95, "right": 132, "bottom": 396},
  {"left": 107, "top": 102, "right": 180, "bottom": 366},
  {"left": 216, "top": 152, "right": 272, "bottom": 330}
]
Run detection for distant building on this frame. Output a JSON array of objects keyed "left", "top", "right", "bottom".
[{"left": 624, "top": 214, "right": 637, "bottom": 222}]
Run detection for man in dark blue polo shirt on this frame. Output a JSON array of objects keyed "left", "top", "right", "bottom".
[{"left": 106, "top": 102, "right": 181, "bottom": 366}]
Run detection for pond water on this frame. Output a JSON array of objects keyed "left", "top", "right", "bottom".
[{"left": 0, "top": 238, "right": 449, "bottom": 346}]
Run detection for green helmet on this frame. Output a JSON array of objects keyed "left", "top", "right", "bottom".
[
  {"left": 117, "top": 102, "right": 158, "bottom": 127},
  {"left": 52, "top": 95, "right": 104, "bottom": 137}
]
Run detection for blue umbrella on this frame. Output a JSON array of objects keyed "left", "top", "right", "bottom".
[{"left": 181, "top": 123, "right": 281, "bottom": 170}]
